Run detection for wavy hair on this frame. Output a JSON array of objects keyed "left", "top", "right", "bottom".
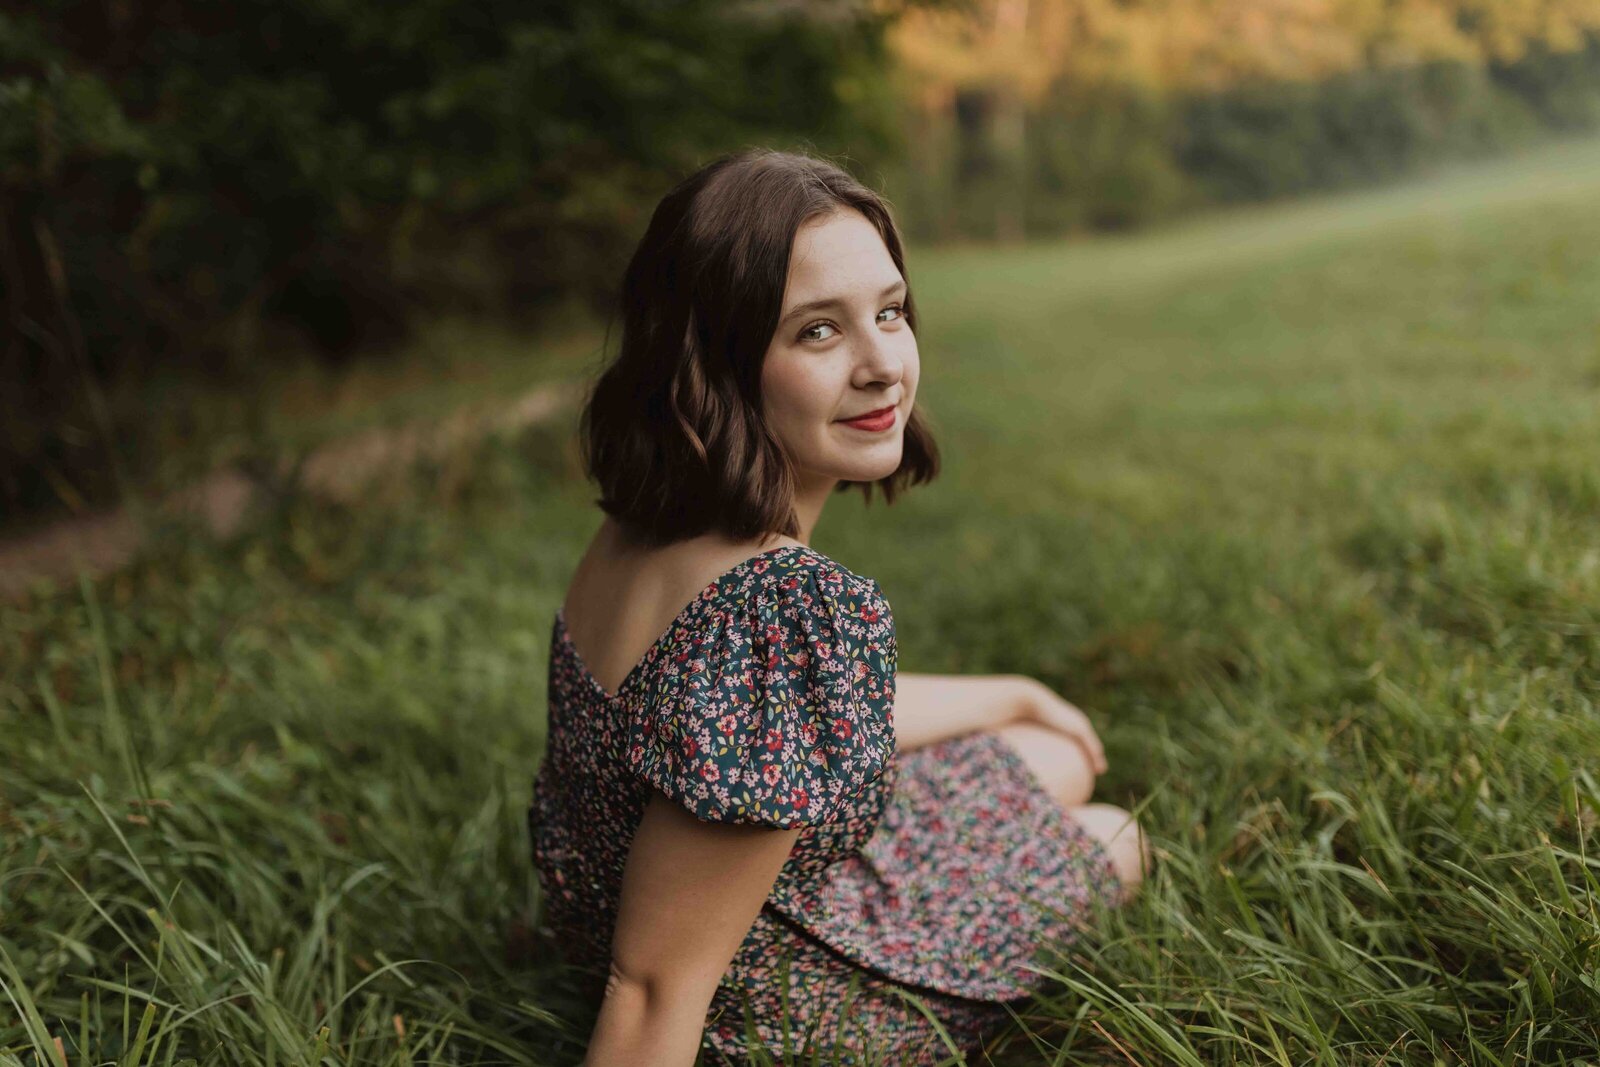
[{"left": 577, "top": 147, "right": 940, "bottom": 547}]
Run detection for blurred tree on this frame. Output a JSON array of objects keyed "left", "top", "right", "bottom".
[
  {"left": 0, "top": 0, "right": 924, "bottom": 526},
  {"left": 883, "top": 0, "right": 1600, "bottom": 241}
]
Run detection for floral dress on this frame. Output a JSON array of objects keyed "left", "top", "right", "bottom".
[{"left": 528, "top": 544, "right": 1121, "bottom": 1064}]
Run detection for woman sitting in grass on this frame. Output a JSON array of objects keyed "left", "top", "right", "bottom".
[{"left": 528, "top": 147, "right": 1150, "bottom": 1065}]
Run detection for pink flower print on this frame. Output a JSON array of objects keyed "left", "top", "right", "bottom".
[
  {"left": 762, "top": 763, "right": 783, "bottom": 787},
  {"left": 753, "top": 558, "right": 771, "bottom": 573},
  {"left": 717, "top": 714, "right": 738, "bottom": 737},
  {"left": 852, "top": 661, "right": 870, "bottom": 683},
  {"left": 815, "top": 643, "right": 833, "bottom": 660},
  {"left": 701, "top": 763, "right": 721, "bottom": 782}
]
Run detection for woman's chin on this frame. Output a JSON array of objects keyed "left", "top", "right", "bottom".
[{"left": 826, "top": 454, "right": 904, "bottom": 484}]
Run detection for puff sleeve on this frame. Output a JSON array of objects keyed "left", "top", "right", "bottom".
[{"left": 624, "top": 564, "right": 896, "bottom": 829}]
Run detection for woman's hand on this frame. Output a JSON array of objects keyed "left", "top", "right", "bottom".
[{"left": 1014, "top": 679, "right": 1108, "bottom": 775}]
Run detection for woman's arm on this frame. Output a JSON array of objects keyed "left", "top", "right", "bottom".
[
  {"left": 583, "top": 791, "right": 801, "bottom": 1067},
  {"left": 892, "top": 671, "right": 1037, "bottom": 752},
  {"left": 893, "top": 673, "right": 1108, "bottom": 771}
]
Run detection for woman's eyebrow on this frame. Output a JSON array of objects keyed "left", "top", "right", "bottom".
[{"left": 781, "top": 279, "right": 906, "bottom": 324}]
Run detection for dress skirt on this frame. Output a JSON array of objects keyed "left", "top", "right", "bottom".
[{"left": 701, "top": 728, "right": 1123, "bottom": 1065}]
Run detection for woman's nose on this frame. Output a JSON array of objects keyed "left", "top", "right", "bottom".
[{"left": 856, "top": 329, "right": 905, "bottom": 385}]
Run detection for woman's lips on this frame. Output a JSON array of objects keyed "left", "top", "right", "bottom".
[{"left": 838, "top": 405, "right": 897, "bottom": 432}]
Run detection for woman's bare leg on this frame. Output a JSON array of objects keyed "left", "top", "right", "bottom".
[
  {"left": 992, "top": 719, "right": 1096, "bottom": 808},
  {"left": 1069, "top": 802, "right": 1150, "bottom": 901},
  {"left": 992, "top": 721, "right": 1149, "bottom": 900}
]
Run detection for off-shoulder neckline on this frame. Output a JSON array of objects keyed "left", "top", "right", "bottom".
[{"left": 555, "top": 542, "right": 825, "bottom": 705}]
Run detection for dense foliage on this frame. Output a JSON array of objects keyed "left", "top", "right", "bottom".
[
  {"left": 889, "top": 4, "right": 1600, "bottom": 239},
  {"left": 0, "top": 0, "right": 904, "bottom": 525}
]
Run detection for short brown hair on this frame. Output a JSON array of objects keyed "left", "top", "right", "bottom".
[{"left": 577, "top": 148, "right": 940, "bottom": 548}]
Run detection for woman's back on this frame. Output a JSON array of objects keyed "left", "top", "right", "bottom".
[
  {"left": 528, "top": 534, "right": 901, "bottom": 978},
  {"left": 556, "top": 524, "right": 808, "bottom": 699}
]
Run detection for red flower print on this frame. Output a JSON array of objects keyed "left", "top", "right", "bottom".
[
  {"left": 816, "top": 643, "right": 833, "bottom": 660},
  {"left": 701, "top": 763, "right": 720, "bottom": 782},
  {"left": 832, "top": 719, "right": 853, "bottom": 739},
  {"left": 762, "top": 763, "right": 782, "bottom": 786},
  {"left": 791, "top": 787, "right": 808, "bottom": 810},
  {"left": 717, "top": 714, "right": 738, "bottom": 736},
  {"left": 800, "top": 722, "right": 819, "bottom": 746},
  {"left": 764, "top": 728, "right": 783, "bottom": 752},
  {"left": 682, "top": 737, "right": 698, "bottom": 759},
  {"left": 753, "top": 558, "right": 771, "bottom": 573},
  {"left": 863, "top": 606, "right": 880, "bottom": 623}
]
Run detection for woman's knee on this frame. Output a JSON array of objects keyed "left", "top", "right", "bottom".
[
  {"left": 992, "top": 720, "right": 1097, "bottom": 809},
  {"left": 1071, "top": 802, "right": 1150, "bottom": 898}
]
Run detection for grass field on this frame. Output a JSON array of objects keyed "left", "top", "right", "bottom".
[{"left": 4, "top": 135, "right": 1600, "bottom": 1065}]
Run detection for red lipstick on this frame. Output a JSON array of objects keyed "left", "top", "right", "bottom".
[{"left": 838, "top": 404, "right": 897, "bottom": 432}]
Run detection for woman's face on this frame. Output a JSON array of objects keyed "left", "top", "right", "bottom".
[{"left": 760, "top": 208, "right": 919, "bottom": 492}]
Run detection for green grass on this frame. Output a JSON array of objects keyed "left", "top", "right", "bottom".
[{"left": 5, "top": 134, "right": 1600, "bottom": 1064}]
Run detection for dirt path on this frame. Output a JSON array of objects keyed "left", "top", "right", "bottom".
[{"left": 0, "top": 380, "right": 580, "bottom": 600}]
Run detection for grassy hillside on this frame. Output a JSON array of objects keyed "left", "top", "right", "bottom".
[{"left": 4, "top": 136, "right": 1600, "bottom": 1064}]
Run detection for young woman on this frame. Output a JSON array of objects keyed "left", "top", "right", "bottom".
[{"left": 528, "top": 148, "right": 1150, "bottom": 1066}]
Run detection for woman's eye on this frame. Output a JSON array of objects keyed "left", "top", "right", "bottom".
[
  {"left": 878, "top": 303, "right": 907, "bottom": 324},
  {"left": 799, "top": 321, "right": 839, "bottom": 343}
]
